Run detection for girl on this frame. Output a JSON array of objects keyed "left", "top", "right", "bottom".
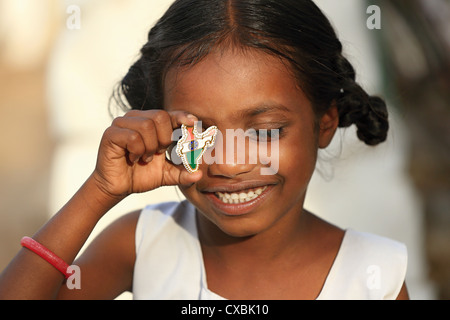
[{"left": 0, "top": 0, "right": 408, "bottom": 300}]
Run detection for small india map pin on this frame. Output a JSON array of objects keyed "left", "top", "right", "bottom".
[{"left": 176, "top": 124, "right": 218, "bottom": 173}]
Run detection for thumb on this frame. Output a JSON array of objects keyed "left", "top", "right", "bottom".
[
  {"left": 178, "top": 169, "right": 203, "bottom": 186},
  {"left": 162, "top": 163, "right": 203, "bottom": 187}
]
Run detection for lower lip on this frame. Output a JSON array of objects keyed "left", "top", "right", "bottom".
[{"left": 205, "top": 186, "right": 274, "bottom": 216}]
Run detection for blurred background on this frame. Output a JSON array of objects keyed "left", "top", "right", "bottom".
[{"left": 0, "top": 0, "right": 448, "bottom": 300}]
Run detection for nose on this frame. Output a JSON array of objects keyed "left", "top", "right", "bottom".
[
  {"left": 207, "top": 161, "right": 255, "bottom": 179},
  {"left": 204, "top": 128, "right": 257, "bottom": 178}
]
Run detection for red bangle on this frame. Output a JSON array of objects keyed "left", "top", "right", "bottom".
[{"left": 20, "top": 236, "right": 72, "bottom": 279}]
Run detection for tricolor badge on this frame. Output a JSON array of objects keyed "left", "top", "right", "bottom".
[{"left": 176, "top": 124, "right": 218, "bottom": 173}]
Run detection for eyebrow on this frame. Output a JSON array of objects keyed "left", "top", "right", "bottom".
[
  {"left": 238, "top": 103, "right": 292, "bottom": 118},
  {"left": 195, "top": 103, "right": 292, "bottom": 126}
]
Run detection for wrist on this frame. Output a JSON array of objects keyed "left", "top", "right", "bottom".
[{"left": 82, "top": 173, "right": 126, "bottom": 217}]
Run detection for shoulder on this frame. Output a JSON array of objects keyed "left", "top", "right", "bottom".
[
  {"left": 135, "top": 201, "right": 196, "bottom": 237},
  {"left": 135, "top": 200, "right": 197, "bottom": 252},
  {"left": 82, "top": 200, "right": 194, "bottom": 268},
  {"left": 60, "top": 201, "right": 195, "bottom": 299},
  {"left": 133, "top": 201, "right": 203, "bottom": 299},
  {"left": 343, "top": 229, "right": 407, "bottom": 261},
  {"left": 343, "top": 229, "right": 408, "bottom": 283},
  {"left": 318, "top": 229, "right": 408, "bottom": 300}
]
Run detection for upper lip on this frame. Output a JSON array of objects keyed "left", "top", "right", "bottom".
[{"left": 200, "top": 181, "right": 276, "bottom": 193}]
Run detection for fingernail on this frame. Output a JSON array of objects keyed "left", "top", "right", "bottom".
[
  {"left": 145, "top": 155, "right": 153, "bottom": 163},
  {"left": 129, "top": 154, "right": 139, "bottom": 164},
  {"left": 187, "top": 114, "right": 197, "bottom": 120}
]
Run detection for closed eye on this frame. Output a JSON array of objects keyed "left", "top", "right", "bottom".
[{"left": 246, "top": 127, "right": 284, "bottom": 142}]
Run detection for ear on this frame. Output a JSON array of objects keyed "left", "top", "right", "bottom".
[{"left": 318, "top": 103, "right": 339, "bottom": 149}]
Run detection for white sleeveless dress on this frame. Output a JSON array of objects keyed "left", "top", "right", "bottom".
[{"left": 132, "top": 201, "right": 407, "bottom": 300}]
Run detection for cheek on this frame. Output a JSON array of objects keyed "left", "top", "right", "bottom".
[
  {"left": 277, "top": 131, "right": 319, "bottom": 186},
  {"left": 178, "top": 184, "right": 196, "bottom": 201}
]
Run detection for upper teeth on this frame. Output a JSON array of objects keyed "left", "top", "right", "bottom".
[{"left": 216, "top": 186, "right": 268, "bottom": 204}]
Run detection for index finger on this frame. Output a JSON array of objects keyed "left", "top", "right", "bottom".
[
  {"left": 153, "top": 111, "right": 198, "bottom": 157},
  {"left": 168, "top": 111, "right": 198, "bottom": 129}
]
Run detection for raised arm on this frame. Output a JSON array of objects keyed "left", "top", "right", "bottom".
[{"left": 0, "top": 110, "right": 199, "bottom": 299}]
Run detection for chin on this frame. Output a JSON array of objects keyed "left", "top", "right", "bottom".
[{"left": 200, "top": 207, "right": 278, "bottom": 239}]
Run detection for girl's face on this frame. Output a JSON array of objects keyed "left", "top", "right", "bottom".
[{"left": 164, "top": 48, "right": 338, "bottom": 238}]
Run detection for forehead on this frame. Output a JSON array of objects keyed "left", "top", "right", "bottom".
[{"left": 163, "top": 48, "right": 311, "bottom": 122}]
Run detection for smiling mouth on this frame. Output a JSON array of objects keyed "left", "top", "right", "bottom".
[{"left": 214, "top": 186, "right": 268, "bottom": 204}]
